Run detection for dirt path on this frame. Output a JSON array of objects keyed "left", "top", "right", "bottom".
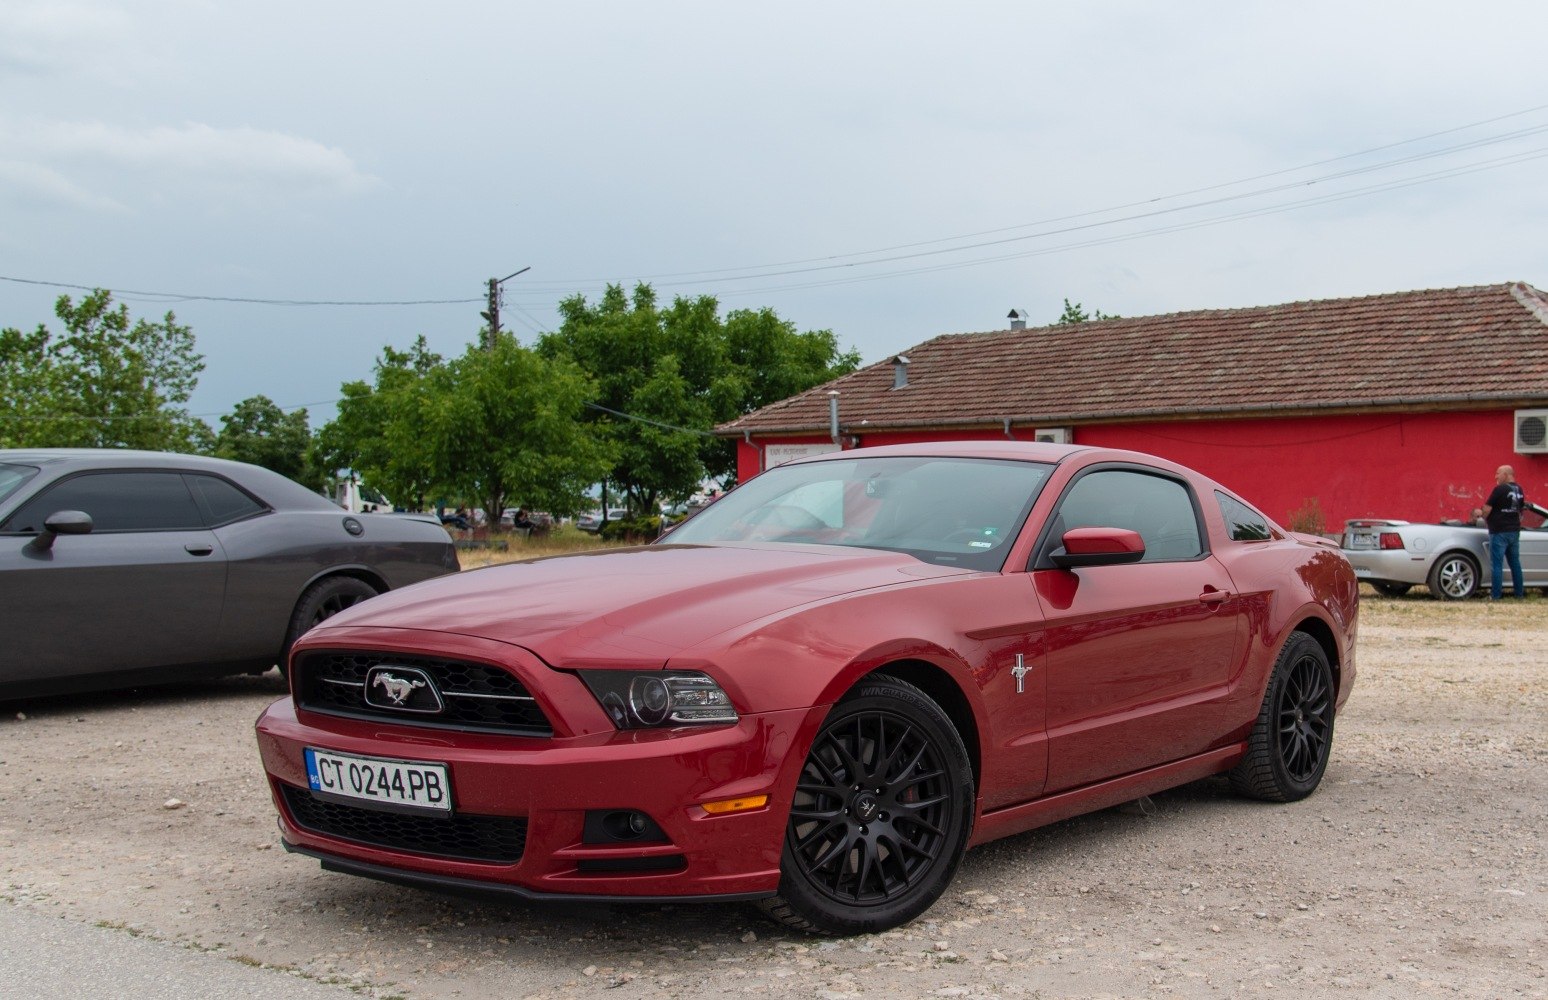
[{"left": 2, "top": 596, "right": 1543, "bottom": 999}]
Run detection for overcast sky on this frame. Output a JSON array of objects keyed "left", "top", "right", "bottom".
[{"left": 3, "top": 1, "right": 1546, "bottom": 428}]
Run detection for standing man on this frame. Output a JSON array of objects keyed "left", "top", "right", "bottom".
[{"left": 1483, "top": 464, "right": 1526, "bottom": 599}]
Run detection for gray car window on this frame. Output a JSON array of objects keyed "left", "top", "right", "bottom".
[
  {"left": 3, "top": 471, "right": 204, "bottom": 533},
  {"left": 187, "top": 474, "right": 266, "bottom": 526},
  {"left": 1053, "top": 469, "right": 1204, "bottom": 562}
]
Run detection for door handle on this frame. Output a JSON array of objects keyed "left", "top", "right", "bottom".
[
  {"left": 184, "top": 543, "right": 214, "bottom": 556},
  {"left": 1198, "top": 588, "right": 1231, "bottom": 604}
]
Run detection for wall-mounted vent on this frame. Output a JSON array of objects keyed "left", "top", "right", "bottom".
[
  {"left": 1516, "top": 409, "right": 1548, "bottom": 453},
  {"left": 1034, "top": 427, "right": 1071, "bottom": 445}
]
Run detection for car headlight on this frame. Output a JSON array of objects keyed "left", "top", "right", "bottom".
[{"left": 577, "top": 670, "right": 739, "bottom": 729}]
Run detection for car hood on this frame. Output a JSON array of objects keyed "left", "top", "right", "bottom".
[{"left": 310, "top": 543, "right": 973, "bottom": 667}]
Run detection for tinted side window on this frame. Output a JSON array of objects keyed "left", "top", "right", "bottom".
[
  {"left": 188, "top": 474, "right": 266, "bottom": 526},
  {"left": 1216, "top": 491, "right": 1271, "bottom": 542},
  {"left": 3, "top": 471, "right": 203, "bottom": 533},
  {"left": 1053, "top": 469, "right": 1204, "bottom": 562}
]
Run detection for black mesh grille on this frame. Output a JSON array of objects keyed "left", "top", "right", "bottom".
[
  {"left": 281, "top": 784, "right": 527, "bottom": 863},
  {"left": 297, "top": 650, "right": 552, "bottom": 736}
]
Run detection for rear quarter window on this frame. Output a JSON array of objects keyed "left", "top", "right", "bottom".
[{"left": 1216, "top": 491, "right": 1272, "bottom": 542}]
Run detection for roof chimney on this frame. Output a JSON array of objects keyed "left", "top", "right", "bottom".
[
  {"left": 892, "top": 354, "right": 910, "bottom": 389},
  {"left": 1008, "top": 308, "right": 1028, "bottom": 331}
]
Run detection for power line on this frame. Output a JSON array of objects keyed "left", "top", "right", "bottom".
[
  {"left": 509, "top": 102, "right": 1548, "bottom": 289},
  {"left": 699, "top": 143, "right": 1548, "bottom": 298},
  {"left": 6, "top": 103, "right": 1546, "bottom": 312},
  {"left": 0, "top": 274, "right": 480, "bottom": 307}
]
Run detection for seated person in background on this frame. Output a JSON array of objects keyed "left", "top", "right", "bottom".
[
  {"left": 512, "top": 508, "right": 535, "bottom": 532},
  {"left": 1471, "top": 507, "right": 1487, "bottom": 528}
]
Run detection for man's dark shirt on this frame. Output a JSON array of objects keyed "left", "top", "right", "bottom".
[{"left": 1486, "top": 482, "right": 1525, "bottom": 534}]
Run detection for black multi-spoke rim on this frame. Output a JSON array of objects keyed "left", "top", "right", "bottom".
[
  {"left": 311, "top": 593, "right": 366, "bottom": 627},
  {"left": 1276, "top": 653, "right": 1331, "bottom": 783},
  {"left": 788, "top": 710, "right": 951, "bottom": 906}
]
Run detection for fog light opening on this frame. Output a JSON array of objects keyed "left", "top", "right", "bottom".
[{"left": 583, "top": 809, "right": 668, "bottom": 844}]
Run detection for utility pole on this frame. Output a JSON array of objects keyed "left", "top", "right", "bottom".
[{"left": 481, "top": 266, "right": 531, "bottom": 350}]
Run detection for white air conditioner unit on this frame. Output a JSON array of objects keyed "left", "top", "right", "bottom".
[
  {"left": 1034, "top": 427, "right": 1072, "bottom": 445},
  {"left": 1515, "top": 409, "right": 1548, "bottom": 454}
]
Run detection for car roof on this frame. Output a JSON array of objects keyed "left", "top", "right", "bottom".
[{"left": 0, "top": 448, "right": 336, "bottom": 511}]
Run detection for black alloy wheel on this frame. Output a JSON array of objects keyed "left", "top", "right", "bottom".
[
  {"left": 1231, "top": 632, "right": 1335, "bottom": 802},
  {"left": 759, "top": 675, "right": 974, "bottom": 935}
]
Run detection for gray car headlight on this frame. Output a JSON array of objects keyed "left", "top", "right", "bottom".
[{"left": 577, "top": 670, "right": 739, "bottom": 729}]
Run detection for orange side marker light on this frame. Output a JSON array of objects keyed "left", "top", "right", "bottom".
[{"left": 700, "top": 794, "right": 769, "bottom": 815}]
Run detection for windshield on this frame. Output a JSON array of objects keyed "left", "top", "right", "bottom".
[
  {"left": 0, "top": 463, "right": 39, "bottom": 506},
  {"left": 663, "top": 455, "right": 1053, "bottom": 570}
]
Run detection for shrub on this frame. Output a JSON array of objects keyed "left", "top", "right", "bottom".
[
  {"left": 1287, "top": 497, "right": 1326, "bottom": 536},
  {"left": 599, "top": 515, "right": 661, "bottom": 543}
]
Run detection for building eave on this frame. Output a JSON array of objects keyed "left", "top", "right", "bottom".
[{"left": 716, "top": 393, "right": 1548, "bottom": 438}]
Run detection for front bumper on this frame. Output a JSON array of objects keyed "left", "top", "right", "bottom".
[{"left": 255, "top": 638, "right": 824, "bottom": 901}]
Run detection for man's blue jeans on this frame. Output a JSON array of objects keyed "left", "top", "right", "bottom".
[{"left": 1489, "top": 531, "right": 1524, "bottom": 598}]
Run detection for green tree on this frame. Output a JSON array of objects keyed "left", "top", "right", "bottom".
[
  {"left": 1054, "top": 298, "right": 1120, "bottom": 325},
  {"left": 714, "top": 305, "right": 859, "bottom": 480},
  {"left": 215, "top": 395, "right": 310, "bottom": 480},
  {"left": 311, "top": 336, "right": 446, "bottom": 509},
  {"left": 0, "top": 290, "right": 209, "bottom": 450},
  {"left": 0, "top": 324, "right": 59, "bottom": 448},
  {"left": 432, "top": 335, "right": 614, "bottom": 520},
  {"left": 540, "top": 283, "right": 858, "bottom": 505}
]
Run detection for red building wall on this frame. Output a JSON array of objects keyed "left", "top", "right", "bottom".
[{"left": 735, "top": 409, "right": 1545, "bottom": 529}]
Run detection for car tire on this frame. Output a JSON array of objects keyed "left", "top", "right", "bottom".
[
  {"left": 1371, "top": 582, "right": 1412, "bottom": 597},
  {"left": 1427, "top": 552, "right": 1479, "bottom": 600},
  {"left": 757, "top": 675, "right": 975, "bottom": 936},
  {"left": 280, "top": 576, "right": 381, "bottom": 675},
  {"left": 1230, "top": 632, "right": 1335, "bottom": 803}
]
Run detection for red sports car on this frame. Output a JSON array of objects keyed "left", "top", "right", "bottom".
[{"left": 255, "top": 442, "right": 1357, "bottom": 934}]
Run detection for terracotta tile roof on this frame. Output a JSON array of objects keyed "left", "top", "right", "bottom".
[{"left": 718, "top": 282, "right": 1548, "bottom": 436}]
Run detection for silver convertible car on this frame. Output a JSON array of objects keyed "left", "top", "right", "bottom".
[
  {"left": 1341, "top": 504, "right": 1548, "bottom": 599},
  {"left": 0, "top": 450, "right": 459, "bottom": 698}
]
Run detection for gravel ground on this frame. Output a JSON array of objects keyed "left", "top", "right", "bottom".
[{"left": 1, "top": 593, "right": 1543, "bottom": 999}]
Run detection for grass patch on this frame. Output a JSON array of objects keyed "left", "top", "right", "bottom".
[{"left": 456, "top": 525, "right": 637, "bottom": 570}]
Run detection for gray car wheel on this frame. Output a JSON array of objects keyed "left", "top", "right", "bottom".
[
  {"left": 280, "top": 576, "right": 381, "bottom": 675},
  {"left": 1426, "top": 552, "right": 1478, "bottom": 601}
]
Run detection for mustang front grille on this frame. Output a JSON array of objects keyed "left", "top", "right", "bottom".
[
  {"left": 280, "top": 785, "right": 527, "bottom": 863},
  {"left": 296, "top": 650, "right": 553, "bottom": 736}
]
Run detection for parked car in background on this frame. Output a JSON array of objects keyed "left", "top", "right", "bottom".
[
  {"left": 1341, "top": 503, "right": 1548, "bottom": 599},
  {"left": 0, "top": 450, "right": 460, "bottom": 698},
  {"left": 256, "top": 442, "right": 1356, "bottom": 934},
  {"left": 575, "top": 507, "right": 629, "bottom": 533}
]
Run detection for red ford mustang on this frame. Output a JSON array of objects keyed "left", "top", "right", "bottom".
[{"left": 255, "top": 442, "right": 1358, "bottom": 934}]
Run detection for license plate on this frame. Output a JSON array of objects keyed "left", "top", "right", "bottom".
[
  {"left": 1348, "top": 535, "right": 1376, "bottom": 549},
  {"left": 1352, "top": 567, "right": 1375, "bottom": 578},
  {"left": 304, "top": 747, "right": 451, "bottom": 815}
]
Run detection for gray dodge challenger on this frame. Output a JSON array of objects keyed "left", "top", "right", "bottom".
[{"left": 0, "top": 450, "right": 459, "bottom": 698}]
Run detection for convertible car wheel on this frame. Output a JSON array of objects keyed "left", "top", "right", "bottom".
[
  {"left": 1230, "top": 633, "right": 1334, "bottom": 802},
  {"left": 1427, "top": 552, "right": 1479, "bottom": 601},
  {"left": 760, "top": 675, "right": 974, "bottom": 935}
]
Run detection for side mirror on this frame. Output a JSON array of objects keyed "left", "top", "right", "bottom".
[
  {"left": 27, "top": 509, "right": 94, "bottom": 552},
  {"left": 1051, "top": 526, "right": 1145, "bottom": 568}
]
